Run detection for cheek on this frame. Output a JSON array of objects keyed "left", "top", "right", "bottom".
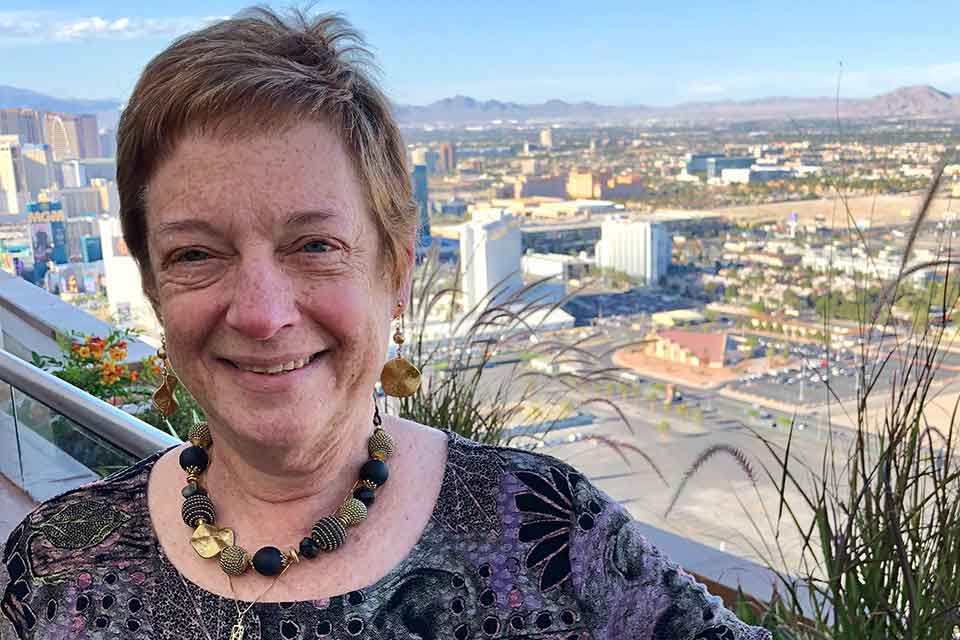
[{"left": 301, "top": 281, "right": 390, "bottom": 364}]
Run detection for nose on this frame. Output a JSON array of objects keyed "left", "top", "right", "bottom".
[{"left": 224, "top": 256, "right": 299, "bottom": 341}]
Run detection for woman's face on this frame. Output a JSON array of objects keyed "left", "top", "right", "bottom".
[{"left": 145, "top": 120, "right": 400, "bottom": 452}]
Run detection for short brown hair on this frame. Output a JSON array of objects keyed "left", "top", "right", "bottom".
[{"left": 117, "top": 7, "right": 415, "bottom": 300}]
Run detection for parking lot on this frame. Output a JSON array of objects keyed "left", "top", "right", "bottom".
[
  {"left": 729, "top": 335, "right": 960, "bottom": 408},
  {"left": 562, "top": 289, "right": 699, "bottom": 326}
]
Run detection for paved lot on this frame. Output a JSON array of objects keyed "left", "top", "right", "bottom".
[
  {"left": 562, "top": 289, "right": 699, "bottom": 326},
  {"left": 0, "top": 473, "right": 35, "bottom": 541}
]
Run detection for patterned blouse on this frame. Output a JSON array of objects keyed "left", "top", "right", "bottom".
[{"left": 2, "top": 431, "right": 770, "bottom": 640}]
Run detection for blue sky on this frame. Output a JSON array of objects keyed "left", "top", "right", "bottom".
[{"left": 2, "top": 1, "right": 959, "bottom": 106}]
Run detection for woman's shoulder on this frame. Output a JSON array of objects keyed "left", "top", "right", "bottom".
[
  {"left": 4, "top": 447, "right": 164, "bottom": 553},
  {"left": 1, "top": 448, "right": 166, "bottom": 638},
  {"left": 434, "top": 430, "right": 607, "bottom": 542},
  {"left": 438, "top": 431, "right": 771, "bottom": 639}
]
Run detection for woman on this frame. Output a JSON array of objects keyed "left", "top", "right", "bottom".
[{"left": 1, "top": 8, "right": 770, "bottom": 640}]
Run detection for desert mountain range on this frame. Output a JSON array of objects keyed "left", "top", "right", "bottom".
[{"left": 2, "top": 84, "right": 958, "bottom": 128}]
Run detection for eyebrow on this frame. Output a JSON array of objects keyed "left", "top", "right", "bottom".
[
  {"left": 151, "top": 209, "right": 340, "bottom": 238},
  {"left": 286, "top": 209, "right": 339, "bottom": 228},
  {"left": 151, "top": 219, "right": 218, "bottom": 237}
]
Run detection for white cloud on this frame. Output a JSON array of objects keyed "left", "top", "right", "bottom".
[{"left": 0, "top": 12, "right": 227, "bottom": 44}]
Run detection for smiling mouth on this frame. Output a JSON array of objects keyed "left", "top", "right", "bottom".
[{"left": 224, "top": 352, "right": 325, "bottom": 375}]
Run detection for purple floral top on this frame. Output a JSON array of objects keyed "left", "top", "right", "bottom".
[{"left": 2, "top": 431, "right": 770, "bottom": 639}]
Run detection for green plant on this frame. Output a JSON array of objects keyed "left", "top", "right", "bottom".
[
  {"left": 397, "top": 248, "right": 651, "bottom": 462},
  {"left": 32, "top": 329, "right": 141, "bottom": 405},
  {"left": 33, "top": 329, "right": 199, "bottom": 441},
  {"left": 669, "top": 158, "right": 960, "bottom": 639}
]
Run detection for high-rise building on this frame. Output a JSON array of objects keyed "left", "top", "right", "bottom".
[
  {"left": 539, "top": 128, "right": 554, "bottom": 150},
  {"left": 459, "top": 209, "right": 522, "bottom": 310},
  {"left": 410, "top": 147, "right": 439, "bottom": 175},
  {"left": 0, "top": 136, "right": 28, "bottom": 215},
  {"left": 43, "top": 113, "right": 99, "bottom": 160},
  {"left": 0, "top": 109, "right": 44, "bottom": 145},
  {"left": 66, "top": 217, "right": 100, "bottom": 261},
  {"left": 28, "top": 201, "right": 69, "bottom": 268},
  {"left": 594, "top": 216, "right": 671, "bottom": 287},
  {"left": 411, "top": 164, "right": 430, "bottom": 244},
  {"left": 61, "top": 157, "right": 117, "bottom": 188},
  {"left": 99, "top": 215, "right": 161, "bottom": 334},
  {"left": 706, "top": 157, "right": 753, "bottom": 180},
  {"left": 514, "top": 175, "right": 566, "bottom": 198},
  {"left": 90, "top": 178, "right": 120, "bottom": 216},
  {"left": 685, "top": 153, "right": 724, "bottom": 174},
  {"left": 566, "top": 167, "right": 611, "bottom": 199},
  {"left": 45, "top": 187, "right": 102, "bottom": 218},
  {"left": 21, "top": 144, "right": 58, "bottom": 199},
  {"left": 60, "top": 160, "right": 84, "bottom": 188},
  {"left": 438, "top": 142, "right": 457, "bottom": 174},
  {"left": 99, "top": 128, "right": 117, "bottom": 158}
]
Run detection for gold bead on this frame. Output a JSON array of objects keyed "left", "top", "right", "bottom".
[
  {"left": 336, "top": 498, "right": 368, "bottom": 528},
  {"left": 191, "top": 521, "right": 234, "bottom": 558},
  {"left": 358, "top": 479, "right": 377, "bottom": 491},
  {"left": 185, "top": 465, "right": 201, "bottom": 483},
  {"left": 188, "top": 421, "right": 212, "bottom": 448},
  {"left": 367, "top": 427, "right": 395, "bottom": 461},
  {"left": 219, "top": 545, "right": 250, "bottom": 576}
]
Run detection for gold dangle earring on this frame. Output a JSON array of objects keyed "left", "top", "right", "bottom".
[
  {"left": 379, "top": 302, "right": 421, "bottom": 398},
  {"left": 152, "top": 335, "right": 181, "bottom": 417}
]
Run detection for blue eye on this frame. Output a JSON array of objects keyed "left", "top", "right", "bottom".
[
  {"left": 177, "top": 249, "right": 209, "bottom": 262},
  {"left": 302, "top": 240, "right": 333, "bottom": 253}
]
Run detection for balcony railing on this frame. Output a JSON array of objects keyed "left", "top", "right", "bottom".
[
  {"left": 0, "top": 349, "right": 178, "bottom": 502},
  {"left": 0, "top": 346, "right": 793, "bottom": 614}
]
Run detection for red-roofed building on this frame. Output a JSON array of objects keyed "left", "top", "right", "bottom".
[{"left": 643, "top": 329, "right": 732, "bottom": 369}]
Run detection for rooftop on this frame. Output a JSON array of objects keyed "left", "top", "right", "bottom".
[{"left": 657, "top": 329, "right": 731, "bottom": 365}]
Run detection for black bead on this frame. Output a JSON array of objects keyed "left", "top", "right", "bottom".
[
  {"left": 181, "top": 483, "right": 204, "bottom": 498},
  {"left": 252, "top": 546, "right": 285, "bottom": 576},
  {"left": 360, "top": 459, "right": 389, "bottom": 487},
  {"left": 353, "top": 486, "right": 376, "bottom": 507},
  {"left": 179, "top": 446, "right": 209, "bottom": 472},
  {"left": 311, "top": 516, "right": 346, "bottom": 552},
  {"left": 299, "top": 537, "right": 320, "bottom": 559},
  {"left": 181, "top": 494, "right": 216, "bottom": 527}
]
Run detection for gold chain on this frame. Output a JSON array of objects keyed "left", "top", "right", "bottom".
[{"left": 227, "top": 566, "right": 289, "bottom": 640}]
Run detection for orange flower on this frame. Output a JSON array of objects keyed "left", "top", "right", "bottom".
[
  {"left": 129, "top": 371, "right": 139, "bottom": 382},
  {"left": 77, "top": 346, "right": 91, "bottom": 359},
  {"left": 71, "top": 343, "right": 81, "bottom": 353},
  {"left": 109, "top": 346, "right": 127, "bottom": 362}
]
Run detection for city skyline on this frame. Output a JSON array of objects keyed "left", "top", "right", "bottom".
[{"left": 1, "top": 0, "right": 959, "bottom": 106}]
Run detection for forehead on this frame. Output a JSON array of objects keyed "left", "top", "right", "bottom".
[{"left": 145, "top": 120, "right": 368, "bottom": 234}]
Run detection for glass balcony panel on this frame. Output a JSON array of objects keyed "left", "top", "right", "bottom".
[
  {"left": 0, "top": 382, "right": 22, "bottom": 487},
  {"left": 10, "top": 386, "right": 138, "bottom": 501}
]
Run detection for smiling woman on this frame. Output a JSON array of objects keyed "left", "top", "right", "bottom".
[{"left": 0, "top": 7, "right": 771, "bottom": 640}]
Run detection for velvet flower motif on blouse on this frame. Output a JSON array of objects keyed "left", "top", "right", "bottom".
[{"left": 514, "top": 466, "right": 604, "bottom": 592}]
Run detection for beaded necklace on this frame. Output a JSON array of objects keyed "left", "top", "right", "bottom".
[{"left": 176, "top": 411, "right": 394, "bottom": 639}]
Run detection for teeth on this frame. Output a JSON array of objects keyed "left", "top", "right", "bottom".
[{"left": 237, "top": 357, "right": 312, "bottom": 375}]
